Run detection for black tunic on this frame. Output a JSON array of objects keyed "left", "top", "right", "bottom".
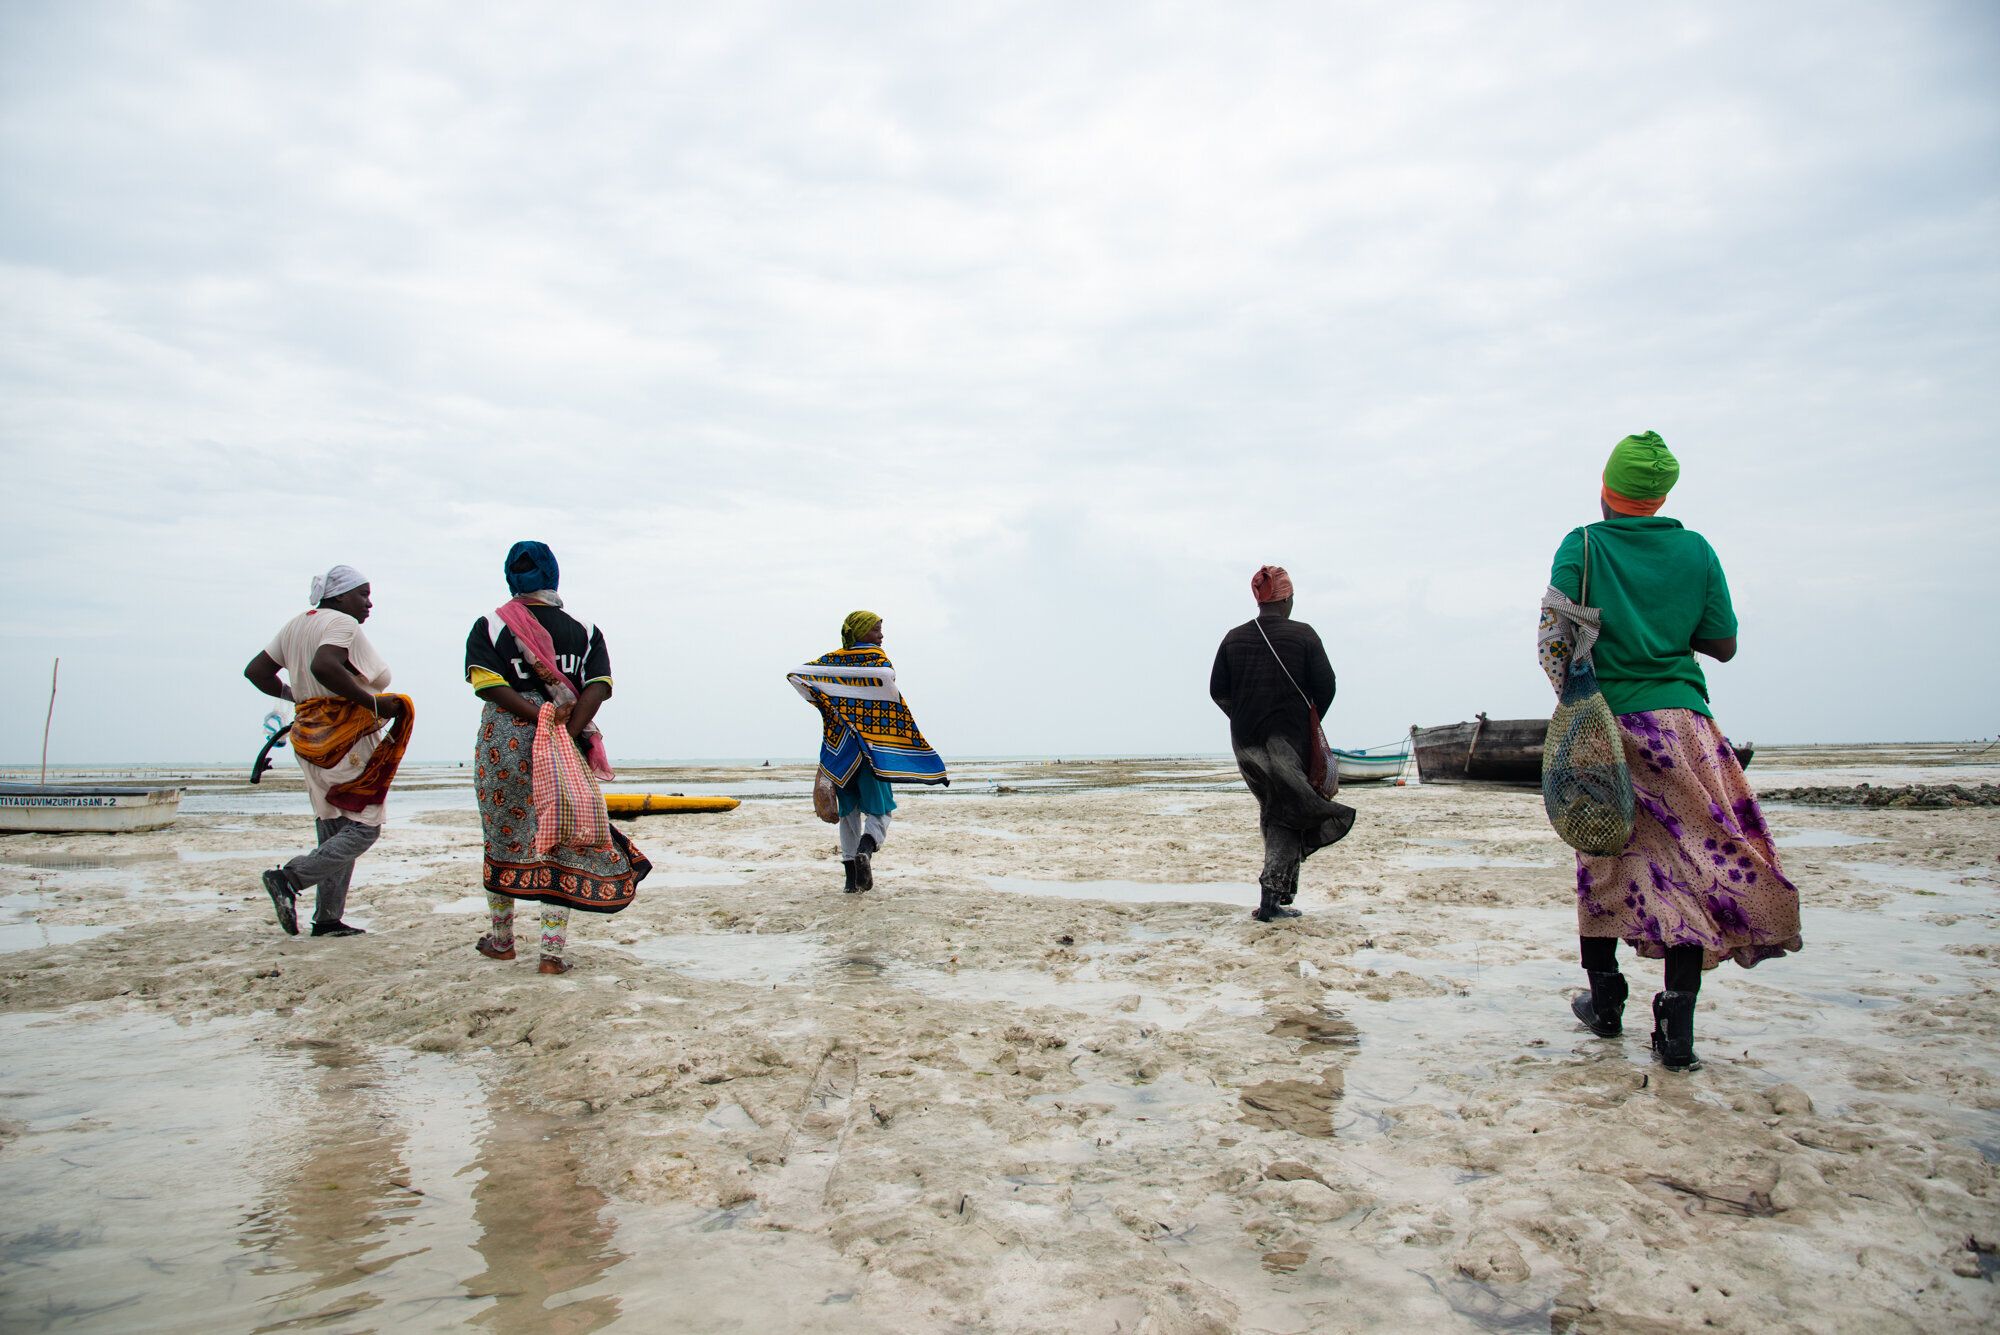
[
  {"left": 1209, "top": 615, "right": 1336, "bottom": 753},
  {"left": 1210, "top": 614, "right": 1354, "bottom": 850}
]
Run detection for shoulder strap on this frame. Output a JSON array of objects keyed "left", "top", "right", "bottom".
[
  {"left": 1253, "top": 620, "right": 1316, "bottom": 713},
  {"left": 1582, "top": 526, "right": 1592, "bottom": 607}
]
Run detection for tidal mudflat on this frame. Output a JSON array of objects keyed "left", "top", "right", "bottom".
[{"left": 2, "top": 745, "right": 1995, "bottom": 1331}]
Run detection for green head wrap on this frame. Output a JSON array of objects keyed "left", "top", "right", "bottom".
[
  {"left": 841, "top": 610, "right": 882, "bottom": 648},
  {"left": 1602, "top": 431, "right": 1679, "bottom": 503}
]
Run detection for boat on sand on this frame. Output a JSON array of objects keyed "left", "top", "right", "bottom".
[
  {"left": 1414, "top": 716, "right": 1756, "bottom": 785},
  {"left": 1412, "top": 715, "right": 1544, "bottom": 785},
  {"left": 0, "top": 783, "right": 183, "bottom": 834},
  {"left": 604, "top": 793, "right": 741, "bottom": 817},
  {"left": 1332, "top": 743, "right": 1409, "bottom": 783}
]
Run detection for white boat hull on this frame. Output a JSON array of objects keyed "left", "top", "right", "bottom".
[
  {"left": 1332, "top": 750, "right": 1408, "bottom": 782},
  {"left": 0, "top": 786, "right": 183, "bottom": 834}
]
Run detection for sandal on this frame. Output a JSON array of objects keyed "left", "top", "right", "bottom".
[
  {"left": 475, "top": 935, "right": 516, "bottom": 961},
  {"left": 539, "top": 956, "right": 572, "bottom": 975}
]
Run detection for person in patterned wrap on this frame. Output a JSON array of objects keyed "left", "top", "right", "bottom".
[
  {"left": 463, "top": 541, "right": 650, "bottom": 975},
  {"left": 788, "top": 610, "right": 950, "bottom": 894}
]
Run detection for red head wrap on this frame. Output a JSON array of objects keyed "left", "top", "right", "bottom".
[{"left": 1251, "top": 565, "right": 1294, "bottom": 604}]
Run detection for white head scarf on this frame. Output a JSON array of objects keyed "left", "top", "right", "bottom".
[{"left": 310, "top": 565, "right": 369, "bottom": 605}]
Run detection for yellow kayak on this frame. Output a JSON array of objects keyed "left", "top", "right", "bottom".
[{"left": 604, "top": 794, "right": 741, "bottom": 817}]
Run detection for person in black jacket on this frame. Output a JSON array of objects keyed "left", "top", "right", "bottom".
[{"left": 1210, "top": 565, "right": 1356, "bottom": 922}]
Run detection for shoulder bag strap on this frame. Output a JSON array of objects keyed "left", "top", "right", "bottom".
[
  {"left": 1254, "top": 620, "right": 1318, "bottom": 714},
  {"left": 1582, "top": 525, "right": 1592, "bottom": 608}
]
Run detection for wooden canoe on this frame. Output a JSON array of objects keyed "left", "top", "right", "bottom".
[
  {"left": 1414, "top": 720, "right": 1754, "bottom": 781},
  {"left": 1412, "top": 715, "right": 1545, "bottom": 785},
  {"left": 604, "top": 793, "right": 741, "bottom": 817},
  {"left": 0, "top": 783, "right": 182, "bottom": 834}
]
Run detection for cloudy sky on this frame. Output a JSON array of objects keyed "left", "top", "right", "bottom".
[{"left": 3, "top": 1, "right": 1995, "bottom": 766}]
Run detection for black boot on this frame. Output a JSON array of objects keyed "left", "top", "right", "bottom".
[
  {"left": 1251, "top": 883, "right": 1300, "bottom": 922},
  {"left": 842, "top": 859, "right": 859, "bottom": 893},
  {"left": 854, "top": 834, "right": 876, "bottom": 892},
  {"left": 1650, "top": 991, "right": 1701, "bottom": 1071},
  {"left": 1570, "top": 969, "right": 1628, "bottom": 1038}
]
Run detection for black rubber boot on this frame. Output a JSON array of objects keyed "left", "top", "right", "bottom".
[
  {"left": 854, "top": 834, "right": 876, "bottom": 892},
  {"left": 1570, "top": 969, "right": 1628, "bottom": 1038},
  {"left": 1650, "top": 991, "right": 1701, "bottom": 1071},
  {"left": 842, "top": 860, "right": 859, "bottom": 893},
  {"left": 1251, "top": 883, "right": 1300, "bottom": 922}
]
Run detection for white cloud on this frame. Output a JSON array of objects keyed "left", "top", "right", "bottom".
[{"left": 2, "top": 0, "right": 1996, "bottom": 764}]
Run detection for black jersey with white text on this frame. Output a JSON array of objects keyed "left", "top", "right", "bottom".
[{"left": 464, "top": 605, "right": 611, "bottom": 696}]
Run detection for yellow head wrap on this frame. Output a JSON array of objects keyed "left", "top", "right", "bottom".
[{"left": 841, "top": 610, "right": 882, "bottom": 648}]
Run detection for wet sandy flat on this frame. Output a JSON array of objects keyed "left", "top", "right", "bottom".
[{"left": 1, "top": 744, "right": 1996, "bottom": 1332}]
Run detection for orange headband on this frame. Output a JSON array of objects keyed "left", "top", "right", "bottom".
[{"left": 1601, "top": 482, "right": 1665, "bottom": 516}]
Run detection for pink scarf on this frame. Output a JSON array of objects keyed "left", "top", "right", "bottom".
[{"left": 495, "top": 597, "right": 614, "bottom": 780}]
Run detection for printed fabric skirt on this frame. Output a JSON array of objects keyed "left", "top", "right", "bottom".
[
  {"left": 1576, "top": 708, "right": 1802, "bottom": 969},
  {"left": 474, "top": 702, "right": 650, "bottom": 913}
]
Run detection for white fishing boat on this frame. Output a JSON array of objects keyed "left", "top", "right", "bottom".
[
  {"left": 0, "top": 658, "right": 181, "bottom": 834},
  {"left": 0, "top": 782, "right": 183, "bottom": 834},
  {"left": 1332, "top": 742, "right": 1410, "bottom": 783}
]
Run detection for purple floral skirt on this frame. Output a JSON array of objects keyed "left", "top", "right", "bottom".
[{"left": 1576, "top": 708, "right": 1803, "bottom": 969}]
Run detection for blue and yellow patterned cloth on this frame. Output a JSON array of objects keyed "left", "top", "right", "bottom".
[{"left": 787, "top": 646, "right": 948, "bottom": 786}]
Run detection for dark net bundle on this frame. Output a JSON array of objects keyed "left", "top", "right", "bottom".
[{"left": 1543, "top": 659, "right": 1633, "bottom": 855}]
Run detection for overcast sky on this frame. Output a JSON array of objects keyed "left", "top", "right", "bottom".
[{"left": 3, "top": 1, "right": 1995, "bottom": 766}]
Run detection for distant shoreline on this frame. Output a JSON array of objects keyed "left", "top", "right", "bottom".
[{"left": 3, "top": 740, "right": 1993, "bottom": 773}]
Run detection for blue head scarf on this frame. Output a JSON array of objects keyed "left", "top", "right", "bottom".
[{"left": 505, "top": 541, "right": 559, "bottom": 595}]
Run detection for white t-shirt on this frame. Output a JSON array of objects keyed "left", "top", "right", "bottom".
[{"left": 265, "top": 608, "right": 394, "bottom": 825}]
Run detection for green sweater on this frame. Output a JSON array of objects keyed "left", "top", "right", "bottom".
[{"left": 1550, "top": 517, "right": 1737, "bottom": 718}]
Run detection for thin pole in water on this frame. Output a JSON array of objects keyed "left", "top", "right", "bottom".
[{"left": 40, "top": 658, "right": 58, "bottom": 788}]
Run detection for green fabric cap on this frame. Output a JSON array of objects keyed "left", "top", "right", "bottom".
[{"left": 1603, "top": 431, "right": 1679, "bottom": 500}]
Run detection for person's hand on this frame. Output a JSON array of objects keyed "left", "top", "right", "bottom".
[
  {"left": 373, "top": 694, "right": 407, "bottom": 719},
  {"left": 566, "top": 715, "right": 589, "bottom": 745}
]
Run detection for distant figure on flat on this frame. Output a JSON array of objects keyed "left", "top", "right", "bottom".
[
  {"left": 243, "top": 565, "right": 414, "bottom": 939},
  {"left": 464, "top": 541, "right": 650, "bottom": 975},
  {"left": 788, "top": 611, "right": 949, "bottom": 892},
  {"left": 1545, "top": 433, "right": 1803, "bottom": 1071},
  {"left": 1210, "top": 566, "right": 1356, "bottom": 922}
]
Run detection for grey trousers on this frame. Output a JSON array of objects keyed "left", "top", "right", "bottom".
[
  {"left": 838, "top": 811, "right": 890, "bottom": 859},
  {"left": 282, "top": 816, "right": 380, "bottom": 927},
  {"left": 1259, "top": 819, "right": 1304, "bottom": 903}
]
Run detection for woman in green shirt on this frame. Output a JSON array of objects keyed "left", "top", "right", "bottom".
[{"left": 1548, "top": 434, "right": 1802, "bottom": 1071}]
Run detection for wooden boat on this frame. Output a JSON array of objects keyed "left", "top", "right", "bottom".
[
  {"left": 604, "top": 793, "right": 741, "bottom": 818},
  {"left": 1733, "top": 742, "right": 1754, "bottom": 771},
  {"left": 1331, "top": 744, "right": 1409, "bottom": 783},
  {"left": 0, "top": 783, "right": 182, "bottom": 834},
  {"left": 1412, "top": 715, "right": 1545, "bottom": 785}
]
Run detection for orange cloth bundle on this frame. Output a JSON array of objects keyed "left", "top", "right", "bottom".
[{"left": 291, "top": 694, "right": 416, "bottom": 813}]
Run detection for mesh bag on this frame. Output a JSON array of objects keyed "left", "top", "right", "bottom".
[
  {"left": 1541, "top": 525, "right": 1633, "bottom": 854},
  {"left": 1543, "top": 657, "right": 1633, "bottom": 854}
]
